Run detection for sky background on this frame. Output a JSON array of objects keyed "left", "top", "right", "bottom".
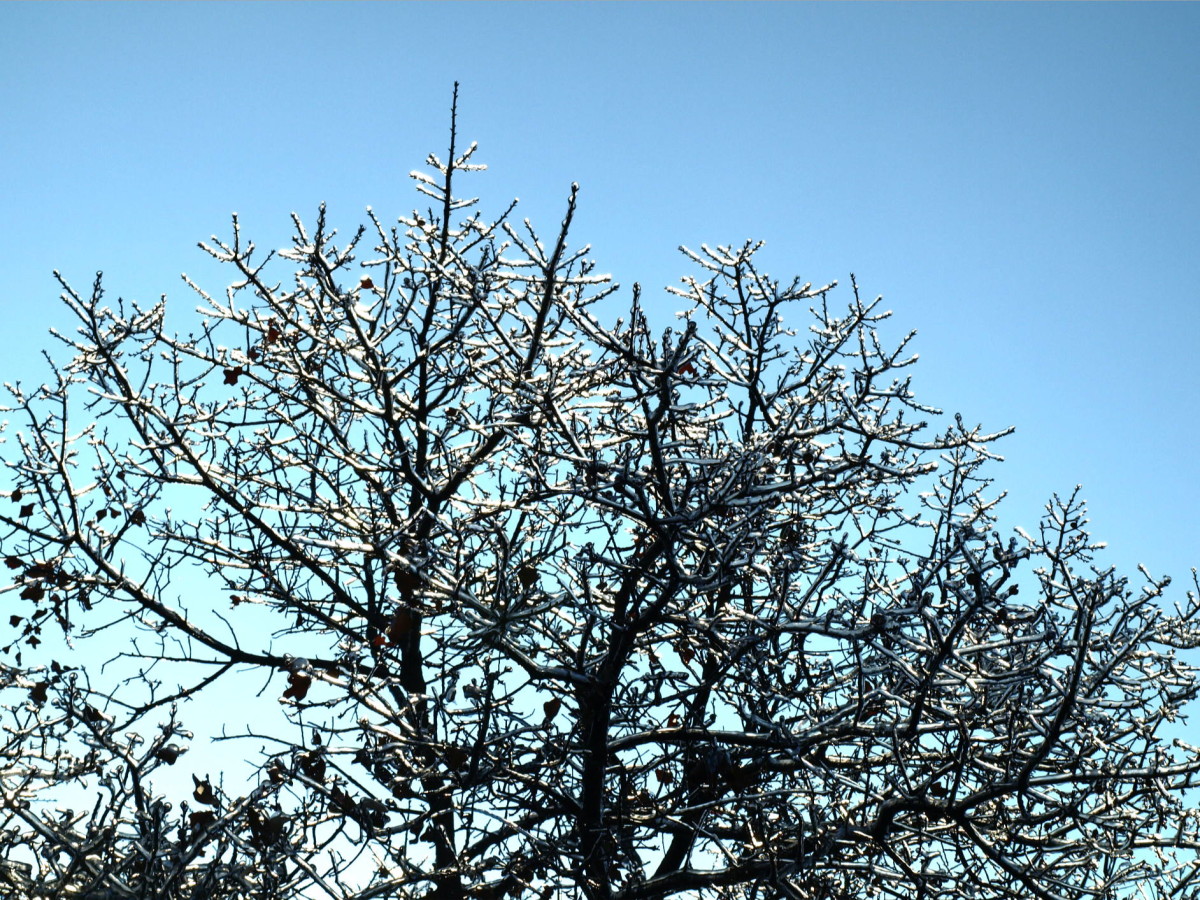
[
  {"left": 1, "top": 2, "right": 1197, "bottom": 720},
  {"left": 1, "top": 2, "right": 1199, "bottom": 882}
]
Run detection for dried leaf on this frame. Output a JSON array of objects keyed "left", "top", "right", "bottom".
[
  {"left": 192, "top": 775, "right": 218, "bottom": 807},
  {"left": 517, "top": 563, "right": 539, "bottom": 590},
  {"left": 155, "top": 743, "right": 185, "bottom": 765},
  {"left": 299, "top": 751, "right": 326, "bottom": 782},
  {"left": 282, "top": 671, "right": 312, "bottom": 701},
  {"left": 189, "top": 810, "right": 216, "bottom": 830}
]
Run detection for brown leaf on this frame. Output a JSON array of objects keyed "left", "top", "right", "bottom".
[
  {"left": 675, "top": 640, "right": 694, "bottom": 665},
  {"left": 19, "top": 585, "right": 44, "bottom": 602},
  {"left": 517, "top": 562, "right": 539, "bottom": 590},
  {"left": 542, "top": 697, "right": 561, "bottom": 721},
  {"left": 656, "top": 766, "right": 674, "bottom": 785},
  {"left": 18, "top": 504, "right": 34, "bottom": 518},
  {"left": 25, "top": 563, "right": 54, "bottom": 580},
  {"left": 192, "top": 774, "right": 218, "bottom": 806},
  {"left": 129, "top": 509, "right": 146, "bottom": 526},
  {"left": 330, "top": 784, "right": 356, "bottom": 815},
  {"left": 248, "top": 807, "right": 288, "bottom": 847},
  {"left": 223, "top": 366, "right": 245, "bottom": 386},
  {"left": 4, "top": 557, "right": 21, "bottom": 570},
  {"left": 155, "top": 743, "right": 185, "bottom": 765},
  {"left": 299, "top": 751, "right": 326, "bottom": 782},
  {"left": 189, "top": 810, "right": 216, "bottom": 830},
  {"left": 282, "top": 671, "right": 312, "bottom": 701},
  {"left": 360, "top": 276, "right": 375, "bottom": 289},
  {"left": 29, "top": 682, "right": 48, "bottom": 705},
  {"left": 10, "top": 489, "right": 22, "bottom": 503}
]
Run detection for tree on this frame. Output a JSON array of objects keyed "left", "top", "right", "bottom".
[{"left": 2, "top": 88, "right": 1199, "bottom": 900}]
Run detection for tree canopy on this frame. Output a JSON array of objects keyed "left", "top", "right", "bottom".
[{"left": 2, "top": 91, "right": 1199, "bottom": 900}]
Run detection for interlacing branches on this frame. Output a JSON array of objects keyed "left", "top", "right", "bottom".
[{"left": 1, "top": 88, "right": 1198, "bottom": 900}]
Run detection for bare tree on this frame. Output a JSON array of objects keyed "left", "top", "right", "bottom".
[{"left": 3, "top": 87, "right": 1199, "bottom": 900}]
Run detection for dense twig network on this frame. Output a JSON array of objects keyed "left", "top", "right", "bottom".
[{"left": 2, "top": 87, "right": 1198, "bottom": 900}]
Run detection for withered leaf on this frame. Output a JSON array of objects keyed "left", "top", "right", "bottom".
[
  {"left": 26, "top": 563, "right": 55, "bottom": 580},
  {"left": 18, "top": 504, "right": 34, "bottom": 518},
  {"left": 189, "top": 810, "right": 217, "bottom": 831},
  {"left": 192, "top": 775, "right": 218, "bottom": 807},
  {"left": 517, "top": 563, "right": 539, "bottom": 590},
  {"left": 4, "top": 557, "right": 21, "bottom": 570},
  {"left": 248, "top": 807, "right": 288, "bottom": 847},
  {"left": 29, "top": 682, "right": 48, "bottom": 705},
  {"left": 299, "top": 751, "right": 326, "bottom": 782},
  {"left": 282, "top": 671, "right": 312, "bottom": 701},
  {"left": 330, "top": 784, "right": 356, "bottom": 815}
]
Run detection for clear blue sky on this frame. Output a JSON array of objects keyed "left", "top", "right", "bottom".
[{"left": 2, "top": 1, "right": 1197, "bottom": 591}]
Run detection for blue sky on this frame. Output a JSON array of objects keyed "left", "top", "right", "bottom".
[{"left": 2, "top": 1, "right": 1197, "bottom": 592}]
